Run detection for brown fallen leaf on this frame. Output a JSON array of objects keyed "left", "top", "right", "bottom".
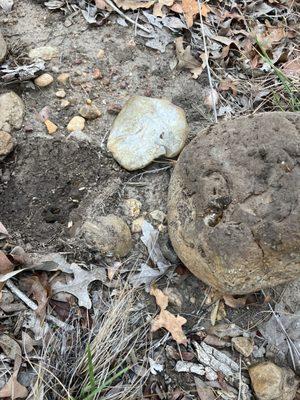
[
  {"left": 219, "top": 80, "right": 237, "bottom": 96},
  {"left": 21, "top": 274, "right": 51, "bottom": 319},
  {"left": 194, "top": 377, "right": 216, "bottom": 400},
  {"left": 150, "top": 286, "right": 187, "bottom": 345},
  {"left": 282, "top": 57, "right": 300, "bottom": 77},
  {"left": 182, "top": 0, "right": 198, "bottom": 28},
  {"left": 113, "top": 0, "right": 155, "bottom": 10},
  {"left": 223, "top": 294, "right": 246, "bottom": 308},
  {"left": 0, "top": 375, "right": 28, "bottom": 399},
  {"left": 175, "top": 37, "right": 206, "bottom": 78},
  {"left": 153, "top": 0, "right": 174, "bottom": 17},
  {"left": 0, "top": 251, "right": 14, "bottom": 293},
  {"left": 203, "top": 88, "right": 219, "bottom": 110}
]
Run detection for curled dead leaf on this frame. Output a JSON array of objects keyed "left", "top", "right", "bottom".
[
  {"left": 175, "top": 37, "right": 206, "bottom": 78},
  {"left": 153, "top": 0, "right": 174, "bottom": 17},
  {"left": 113, "top": 0, "right": 155, "bottom": 10}
]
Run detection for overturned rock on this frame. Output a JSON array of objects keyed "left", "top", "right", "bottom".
[
  {"left": 168, "top": 112, "right": 300, "bottom": 294},
  {"left": 79, "top": 215, "right": 132, "bottom": 257},
  {"left": 249, "top": 362, "right": 299, "bottom": 400},
  {"left": 107, "top": 96, "right": 188, "bottom": 171},
  {"left": 0, "top": 31, "right": 7, "bottom": 63},
  {"left": 0, "top": 92, "right": 25, "bottom": 132}
]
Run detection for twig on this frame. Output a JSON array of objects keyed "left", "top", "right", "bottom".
[
  {"left": 6, "top": 280, "right": 73, "bottom": 331},
  {"left": 105, "top": 0, "right": 151, "bottom": 33},
  {"left": 196, "top": 0, "right": 218, "bottom": 123}
]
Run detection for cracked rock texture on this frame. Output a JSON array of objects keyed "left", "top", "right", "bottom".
[{"left": 168, "top": 112, "right": 300, "bottom": 294}]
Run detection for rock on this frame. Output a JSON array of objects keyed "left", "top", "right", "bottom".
[
  {"left": 79, "top": 104, "right": 101, "bottom": 120},
  {"left": 57, "top": 73, "right": 70, "bottom": 85},
  {"left": 29, "top": 46, "right": 58, "bottom": 61},
  {"left": 0, "top": 92, "right": 25, "bottom": 132},
  {"left": 0, "top": 131, "right": 14, "bottom": 157},
  {"left": 150, "top": 210, "right": 166, "bottom": 223},
  {"left": 55, "top": 89, "right": 66, "bottom": 98},
  {"left": 60, "top": 99, "right": 70, "bottom": 108},
  {"left": 249, "top": 362, "right": 299, "bottom": 400},
  {"left": 80, "top": 215, "right": 132, "bottom": 257},
  {"left": 131, "top": 217, "right": 145, "bottom": 233},
  {"left": 232, "top": 336, "right": 253, "bottom": 357},
  {"left": 0, "top": 31, "right": 7, "bottom": 63},
  {"left": 34, "top": 73, "right": 54, "bottom": 87},
  {"left": 107, "top": 96, "right": 188, "bottom": 171},
  {"left": 168, "top": 112, "right": 300, "bottom": 294},
  {"left": 44, "top": 119, "right": 58, "bottom": 135},
  {"left": 97, "top": 49, "right": 105, "bottom": 59},
  {"left": 67, "top": 116, "right": 85, "bottom": 132},
  {"left": 124, "top": 198, "right": 142, "bottom": 218}
]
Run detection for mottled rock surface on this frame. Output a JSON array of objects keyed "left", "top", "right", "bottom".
[
  {"left": 0, "top": 92, "right": 25, "bottom": 132},
  {"left": 0, "top": 31, "right": 7, "bottom": 63},
  {"left": 168, "top": 112, "right": 300, "bottom": 294},
  {"left": 107, "top": 96, "right": 188, "bottom": 171}
]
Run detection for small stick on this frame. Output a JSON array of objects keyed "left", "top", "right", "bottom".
[
  {"left": 105, "top": 0, "right": 151, "bottom": 33},
  {"left": 6, "top": 280, "right": 73, "bottom": 331}
]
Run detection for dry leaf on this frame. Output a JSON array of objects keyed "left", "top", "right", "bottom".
[
  {"left": 0, "top": 375, "right": 28, "bottom": 399},
  {"left": 0, "top": 251, "right": 14, "bottom": 293},
  {"left": 203, "top": 88, "right": 219, "bottom": 110},
  {"left": 182, "top": 0, "right": 198, "bottom": 28},
  {"left": 175, "top": 37, "right": 206, "bottom": 78},
  {"left": 170, "top": 2, "right": 183, "bottom": 13},
  {"left": 223, "top": 294, "right": 246, "bottom": 308},
  {"left": 219, "top": 79, "right": 237, "bottom": 96},
  {"left": 52, "top": 263, "right": 107, "bottom": 309},
  {"left": 0, "top": 222, "right": 9, "bottom": 238},
  {"left": 282, "top": 58, "right": 300, "bottom": 77},
  {"left": 22, "top": 274, "right": 50, "bottom": 319},
  {"left": 150, "top": 286, "right": 187, "bottom": 344},
  {"left": 194, "top": 377, "right": 216, "bottom": 400},
  {"left": 153, "top": 0, "right": 174, "bottom": 17},
  {"left": 114, "top": 0, "right": 155, "bottom": 10},
  {"left": 95, "top": 0, "right": 107, "bottom": 9}
]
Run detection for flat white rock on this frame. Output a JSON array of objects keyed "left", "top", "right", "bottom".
[
  {"left": 107, "top": 96, "right": 188, "bottom": 171},
  {"left": 0, "top": 92, "right": 25, "bottom": 132}
]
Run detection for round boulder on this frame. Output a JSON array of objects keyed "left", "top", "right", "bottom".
[
  {"left": 80, "top": 215, "right": 132, "bottom": 257},
  {"left": 168, "top": 112, "right": 300, "bottom": 294}
]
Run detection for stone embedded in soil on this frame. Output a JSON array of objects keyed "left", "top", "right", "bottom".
[
  {"left": 57, "top": 73, "right": 70, "bottom": 85},
  {"left": 0, "top": 131, "right": 14, "bottom": 157},
  {"left": 232, "top": 336, "right": 253, "bottom": 357},
  {"left": 150, "top": 209, "right": 166, "bottom": 223},
  {"left": 79, "top": 104, "right": 101, "bottom": 120},
  {"left": 79, "top": 215, "right": 132, "bottom": 257},
  {"left": 131, "top": 217, "right": 145, "bottom": 233},
  {"left": 34, "top": 73, "right": 54, "bottom": 87},
  {"left": 67, "top": 116, "right": 85, "bottom": 132},
  {"left": 0, "top": 92, "right": 25, "bottom": 132},
  {"left": 124, "top": 198, "right": 142, "bottom": 218},
  {"left": 55, "top": 89, "right": 66, "bottom": 98},
  {"left": 44, "top": 119, "right": 58, "bottom": 135},
  {"left": 249, "top": 362, "right": 299, "bottom": 400},
  {"left": 29, "top": 46, "right": 58, "bottom": 61},
  {"left": 168, "top": 112, "right": 300, "bottom": 294},
  {"left": 0, "top": 31, "right": 7, "bottom": 63},
  {"left": 107, "top": 96, "right": 188, "bottom": 171}
]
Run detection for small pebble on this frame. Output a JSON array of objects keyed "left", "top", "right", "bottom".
[
  {"left": 232, "top": 337, "right": 254, "bottom": 357},
  {"left": 44, "top": 119, "right": 58, "bottom": 134},
  {"left": 60, "top": 99, "right": 70, "bottom": 108},
  {"left": 131, "top": 217, "right": 145, "bottom": 233},
  {"left": 107, "top": 102, "right": 122, "bottom": 114},
  {"left": 34, "top": 73, "right": 54, "bottom": 87},
  {"left": 150, "top": 210, "right": 166, "bottom": 223},
  {"left": 124, "top": 199, "right": 142, "bottom": 218},
  {"left": 0, "top": 131, "right": 14, "bottom": 156},
  {"left": 67, "top": 116, "right": 85, "bottom": 132},
  {"left": 97, "top": 49, "right": 105, "bottom": 59},
  {"left": 55, "top": 89, "right": 66, "bottom": 98},
  {"left": 92, "top": 68, "right": 102, "bottom": 80},
  {"left": 79, "top": 104, "right": 101, "bottom": 120},
  {"left": 57, "top": 73, "right": 70, "bottom": 85}
]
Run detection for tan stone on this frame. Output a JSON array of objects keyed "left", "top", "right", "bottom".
[
  {"left": 67, "top": 116, "right": 85, "bottom": 132},
  {"left": 249, "top": 362, "right": 299, "bottom": 400},
  {"left": 29, "top": 46, "right": 58, "bottom": 61},
  {"left": 34, "top": 73, "right": 54, "bottom": 87},
  {"left": 57, "top": 73, "right": 70, "bottom": 85},
  {"left": 232, "top": 336, "right": 253, "bottom": 357},
  {"left": 150, "top": 210, "right": 166, "bottom": 223},
  {"left": 79, "top": 104, "right": 101, "bottom": 120},
  {"left": 97, "top": 49, "right": 105, "bottom": 59},
  {"left": 131, "top": 217, "right": 145, "bottom": 233},
  {"left": 44, "top": 119, "right": 58, "bottom": 135},
  {"left": 124, "top": 198, "right": 142, "bottom": 218},
  {"left": 0, "top": 131, "right": 13, "bottom": 156},
  {"left": 55, "top": 89, "right": 66, "bottom": 98},
  {"left": 0, "top": 92, "right": 25, "bottom": 132},
  {"left": 60, "top": 99, "right": 70, "bottom": 108},
  {"left": 0, "top": 31, "right": 7, "bottom": 63}
]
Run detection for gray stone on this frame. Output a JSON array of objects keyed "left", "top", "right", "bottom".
[
  {"left": 80, "top": 215, "right": 132, "bottom": 257},
  {"left": 107, "top": 96, "right": 188, "bottom": 171},
  {"left": 0, "top": 31, "right": 7, "bottom": 63},
  {"left": 0, "top": 92, "right": 25, "bottom": 132},
  {"left": 168, "top": 112, "right": 300, "bottom": 294}
]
